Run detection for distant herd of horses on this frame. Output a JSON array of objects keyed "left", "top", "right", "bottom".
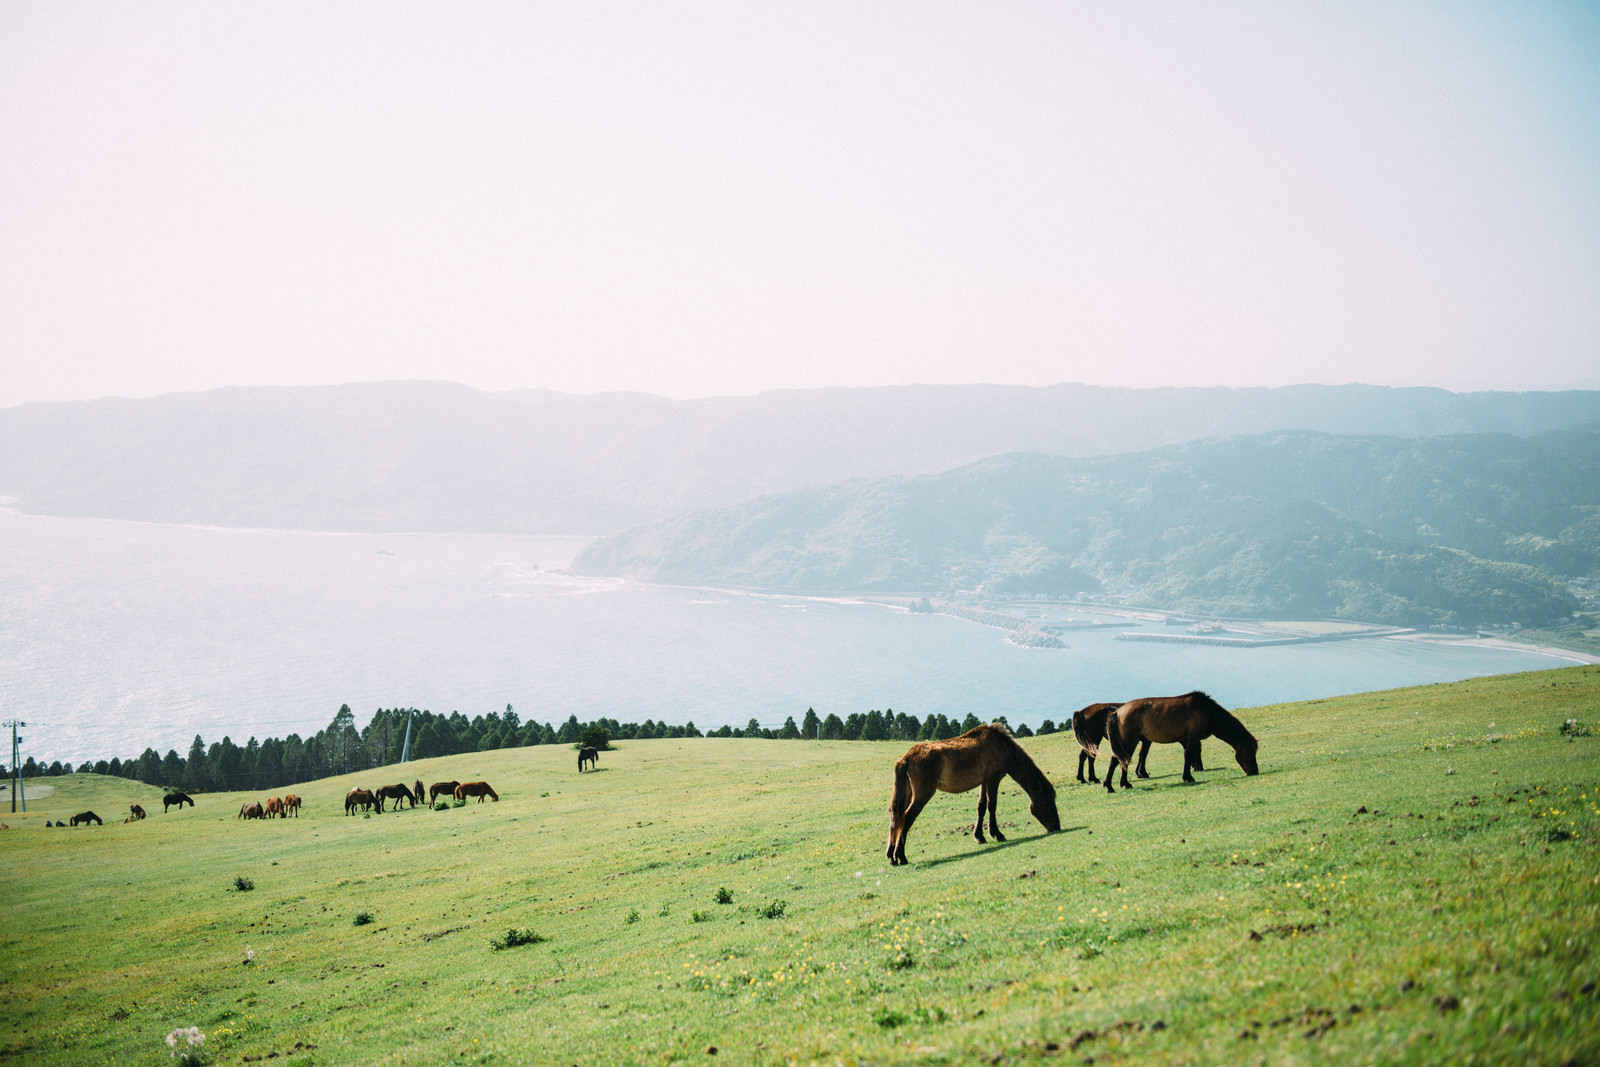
[{"left": 50, "top": 690, "right": 1254, "bottom": 868}]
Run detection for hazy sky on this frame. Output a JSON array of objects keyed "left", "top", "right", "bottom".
[{"left": 3, "top": 2, "right": 1598, "bottom": 408}]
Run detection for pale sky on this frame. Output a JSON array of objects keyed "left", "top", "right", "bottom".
[{"left": 3, "top": 1, "right": 1598, "bottom": 408}]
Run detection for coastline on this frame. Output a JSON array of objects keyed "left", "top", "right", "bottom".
[{"left": 1386, "top": 631, "right": 1600, "bottom": 666}]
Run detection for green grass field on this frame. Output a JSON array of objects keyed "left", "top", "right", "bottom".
[{"left": 3, "top": 667, "right": 1598, "bottom": 1066}]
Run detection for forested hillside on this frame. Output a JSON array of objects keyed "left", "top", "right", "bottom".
[
  {"left": 576, "top": 427, "right": 1600, "bottom": 628},
  {"left": 4, "top": 381, "right": 1598, "bottom": 533}
]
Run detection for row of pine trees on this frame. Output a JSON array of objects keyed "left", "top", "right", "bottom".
[{"left": 12, "top": 704, "right": 1061, "bottom": 793}]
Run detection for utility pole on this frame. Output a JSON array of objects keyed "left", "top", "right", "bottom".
[
  {"left": 5, "top": 720, "right": 25, "bottom": 813},
  {"left": 399, "top": 710, "right": 414, "bottom": 764}
]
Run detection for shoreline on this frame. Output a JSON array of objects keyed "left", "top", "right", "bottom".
[{"left": 1387, "top": 631, "right": 1600, "bottom": 666}]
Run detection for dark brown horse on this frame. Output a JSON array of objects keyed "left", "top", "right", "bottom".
[
  {"left": 578, "top": 745, "right": 598, "bottom": 772},
  {"left": 428, "top": 781, "right": 460, "bottom": 805},
  {"left": 413, "top": 780, "right": 424, "bottom": 806},
  {"left": 128, "top": 803, "right": 146, "bottom": 821},
  {"left": 163, "top": 791, "right": 194, "bottom": 813},
  {"left": 237, "top": 802, "right": 264, "bottom": 820},
  {"left": 454, "top": 781, "right": 499, "bottom": 803},
  {"left": 1102, "top": 691, "right": 1258, "bottom": 793},
  {"left": 1071, "top": 701, "right": 1147, "bottom": 783},
  {"left": 70, "top": 810, "right": 102, "bottom": 826},
  {"left": 375, "top": 783, "right": 415, "bottom": 812},
  {"left": 1071, "top": 701, "right": 1168, "bottom": 782},
  {"left": 345, "top": 788, "right": 376, "bottom": 815},
  {"left": 885, "top": 724, "right": 1060, "bottom": 866}
]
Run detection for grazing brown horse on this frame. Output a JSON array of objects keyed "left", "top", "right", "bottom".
[
  {"left": 885, "top": 724, "right": 1060, "bottom": 866},
  {"left": 1102, "top": 691, "right": 1259, "bottom": 793},
  {"left": 237, "top": 802, "right": 264, "bottom": 820},
  {"left": 578, "top": 745, "right": 598, "bottom": 772},
  {"left": 70, "top": 810, "right": 102, "bottom": 826},
  {"left": 375, "top": 783, "right": 415, "bottom": 812},
  {"left": 263, "top": 796, "right": 285, "bottom": 819},
  {"left": 1071, "top": 702, "right": 1134, "bottom": 783},
  {"left": 128, "top": 803, "right": 147, "bottom": 821},
  {"left": 413, "top": 780, "right": 424, "bottom": 807},
  {"left": 428, "top": 781, "right": 460, "bottom": 805},
  {"left": 282, "top": 793, "right": 301, "bottom": 817},
  {"left": 345, "top": 788, "right": 376, "bottom": 815},
  {"left": 454, "top": 781, "right": 499, "bottom": 803},
  {"left": 163, "top": 791, "right": 194, "bottom": 813}
]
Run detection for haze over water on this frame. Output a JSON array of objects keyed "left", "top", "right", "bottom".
[{"left": 1, "top": 509, "right": 1581, "bottom": 767}]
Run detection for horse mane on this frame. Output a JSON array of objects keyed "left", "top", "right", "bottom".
[
  {"left": 1190, "top": 692, "right": 1257, "bottom": 750},
  {"left": 991, "top": 726, "right": 1056, "bottom": 800}
]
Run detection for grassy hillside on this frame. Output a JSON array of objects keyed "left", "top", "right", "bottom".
[{"left": 3, "top": 668, "right": 1598, "bottom": 1065}]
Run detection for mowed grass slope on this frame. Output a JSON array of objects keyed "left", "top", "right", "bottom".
[{"left": 3, "top": 668, "right": 1598, "bottom": 1066}]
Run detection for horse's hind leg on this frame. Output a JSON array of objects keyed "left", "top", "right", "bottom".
[
  {"left": 1135, "top": 739, "right": 1152, "bottom": 778},
  {"left": 890, "top": 791, "right": 932, "bottom": 865}
]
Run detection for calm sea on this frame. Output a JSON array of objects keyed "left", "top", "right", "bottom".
[{"left": 0, "top": 509, "right": 1583, "bottom": 766}]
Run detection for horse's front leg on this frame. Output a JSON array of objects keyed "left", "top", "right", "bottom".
[
  {"left": 1191, "top": 742, "right": 1205, "bottom": 772},
  {"left": 1181, "top": 742, "right": 1200, "bottom": 783},
  {"left": 988, "top": 776, "right": 1005, "bottom": 842}
]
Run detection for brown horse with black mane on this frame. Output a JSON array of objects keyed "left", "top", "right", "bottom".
[
  {"left": 1070, "top": 702, "right": 1136, "bottom": 784},
  {"left": 70, "top": 810, "right": 102, "bottom": 826},
  {"left": 1101, "top": 691, "right": 1258, "bottom": 793},
  {"left": 375, "top": 783, "right": 415, "bottom": 812},
  {"left": 428, "top": 781, "right": 460, "bottom": 805},
  {"left": 345, "top": 788, "right": 376, "bottom": 815},
  {"left": 282, "top": 794, "right": 301, "bottom": 817},
  {"left": 578, "top": 745, "right": 598, "bottom": 772},
  {"left": 163, "top": 791, "right": 194, "bottom": 813},
  {"left": 455, "top": 781, "right": 499, "bottom": 803},
  {"left": 885, "top": 723, "right": 1060, "bottom": 866}
]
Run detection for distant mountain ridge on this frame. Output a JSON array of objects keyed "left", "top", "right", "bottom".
[
  {"left": 574, "top": 427, "right": 1600, "bottom": 629},
  {"left": 3, "top": 380, "right": 1599, "bottom": 534}
]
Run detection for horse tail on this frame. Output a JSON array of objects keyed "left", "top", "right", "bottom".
[
  {"left": 1071, "top": 710, "right": 1100, "bottom": 758},
  {"left": 888, "top": 758, "right": 911, "bottom": 816}
]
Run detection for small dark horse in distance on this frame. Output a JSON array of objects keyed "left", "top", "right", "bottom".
[
  {"left": 163, "top": 791, "right": 194, "bottom": 813},
  {"left": 1100, "top": 691, "right": 1259, "bottom": 793},
  {"left": 578, "top": 745, "right": 599, "bottom": 772},
  {"left": 70, "top": 810, "right": 102, "bottom": 826},
  {"left": 885, "top": 723, "right": 1060, "bottom": 866}
]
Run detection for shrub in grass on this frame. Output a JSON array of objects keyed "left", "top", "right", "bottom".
[
  {"left": 490, "top": 928, "right": 547, "bottom": 951},
  {"left": 353, "top": 911, "right": 375, "bottom": 926},
  {"left": 432, "top": 801, "right": 450, "bottom": 811},
  {"left": 714, "top": 886, "right": 734, "bottom": 905},
  {"left": 691, "top": 910, "right": 709, "bottom": 923},
  {"left": 625, "top": 908, "right": 640, "bottom": 924},
  {"left": 232, "top": 876, "right": 254, "bottom": 892},
  {"left": 1560, "top": 717, "right": 1593, "bottom": 739},
  {"left": 760, "top": 899, "right": 787, "bottom": 919}
]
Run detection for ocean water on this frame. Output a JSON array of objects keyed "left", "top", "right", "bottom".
[{"left": 0, "top": 509, "right": 1583, "bottom": 766}]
